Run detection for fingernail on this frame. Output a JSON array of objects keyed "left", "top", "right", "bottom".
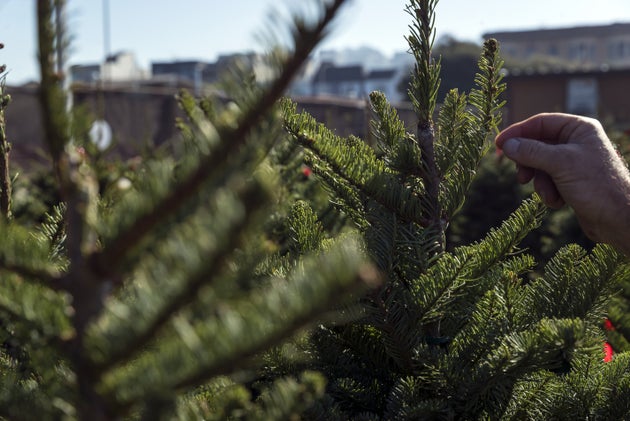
[{"left": 502, "top": 138, "right": 520, "bottom": 158}]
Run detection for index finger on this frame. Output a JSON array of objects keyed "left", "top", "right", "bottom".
[{"left": 495, "top": 112, "right": 580, "bottom": 149}]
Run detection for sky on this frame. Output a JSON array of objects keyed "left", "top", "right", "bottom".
[{"left": 1, "top": 0, "right": 630, "bottom": 85}]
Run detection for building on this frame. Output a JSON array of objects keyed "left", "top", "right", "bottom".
[
  {"left": 151, "top": 53, "right": 274, "bottom": 94},
  {"left": 365, "top": 69, "right": 405, "bottom": 103},
  {"left": 70, "top": 64, "right": 100, "bottom": 84},
  {"left": 5, "top": 82, "right": 416, "bottom": 165},
  {"left": 311, "top": 63, "right": 407, "bottom": 102},
  {"left": 312, "top": 63, "right": 365, "bottom": 98},
  {"left": 485, "top": 23, "right": 630, "bottom": 69},
  {"left": 318, "top": 46, "right": 388, "bottom": 70},
  {"left": 102, "top": 52, "right": 147, "bottom": 81},
  {"left": 504, "top": 68, "right": 630, "bottom": 128},
  {"left": 287, "top": 58, "right": 320, "bottom": 97},
  {"left": 71, "top": 51, "right": 148, "bottom": 84},
  {"left": 151, "top": 60, "right": 211, "bottom": 94}
]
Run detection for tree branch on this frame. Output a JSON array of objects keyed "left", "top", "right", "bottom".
[
  {"left": 93, "top": 180, "right": 269, "bottom": 374},
  {"left": 91, "top": 0, "right": 349, "bottom": 279},
  {"left": 0, "top": 61, "right": 11, "bottom": 219}
]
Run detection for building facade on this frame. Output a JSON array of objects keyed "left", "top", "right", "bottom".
[
  {"left": 311, "top": 63, "right": 407, "bottom": 103},
  {"left": 71, "top": 51, "right": 148, "bottom": 84},
  {"left": 311, "top": 64, "right": 365, "bottom": 98},
  {"left": 365, "top": 69, "right": 406, "bottom": 103},
  {"left": 485, "top": 23, "right": 630, "bottom": 69},
  {"left": 504, "top": 68, "right": 630, "bottom": 129}
]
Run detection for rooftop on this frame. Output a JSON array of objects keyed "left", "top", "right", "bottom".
[
  {"left": 484, "top": 22, "right": 630, "bottom": 42},
  {"left": 313, "top": 64, "right": 364, "bottom": 83}
]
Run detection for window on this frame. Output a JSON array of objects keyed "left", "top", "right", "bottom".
[
  {"left": 566, "top": 78, "right": 598, "bottom": 117},
  {"left": 608, "top": 40, "right": 630, "bottom": 60},
  {"left": 569, "top": 41, "right": 595, "bottom": 62},
  {"left": 525, "top": 43, "right": 537, "bottom": 58}
]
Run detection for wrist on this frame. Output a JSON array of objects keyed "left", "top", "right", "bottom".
[
  {"left": 600, "top": 171, "right": 630, "bottom": 256},
  {"left": 606, "top": 200, "right": 630, "bottom": 256}
]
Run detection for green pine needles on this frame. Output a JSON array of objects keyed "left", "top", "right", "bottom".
[
  {"left": 0, "top": 45, "right": 10, "bottom": 220},
  {"left": 0, "top": 0, "right": 381, "bottom": 419},
  {"left": 277, "top": 0, "right": 630, "bottom": 419},
  {"left": 0, "top": 0, "right": 628, "bottom": 420}
]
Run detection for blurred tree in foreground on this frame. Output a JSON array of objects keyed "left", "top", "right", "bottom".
[{"left": 0, "top": 1, "right": 378, "bottom": 419}]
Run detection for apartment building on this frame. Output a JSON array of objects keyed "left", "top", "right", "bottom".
[
  {"left": 485, "top": 23, "right": 630, "bottom": 69},
  {"left": 504, "top": 68, "right": 630, "bottom": 128}
]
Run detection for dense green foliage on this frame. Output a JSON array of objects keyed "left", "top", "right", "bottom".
[
  {"left": 0, "top": 1, "right": 379, "bottom": 419},
  {"left": 0, "top": 1, "right": 628, "bottom": 420},
  {"left": 274, "top": 0, "right": 630, "bottom": 419}
]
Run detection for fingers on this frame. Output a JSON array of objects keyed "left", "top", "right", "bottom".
[
  {"left": 503, "top": 138, "right": 566, "bottom": 209},
  {"left": 516, "top": 164, "right": 534, "bottom": 184},
  {"left": 514, "top": 162, "right": 564, "bottom": 208},
  {"left": 500, "top": 137, "right": 562, "bottom": 175},
  {"left": 495, "top": 113, "right": 583, "bottom": 148},
  {"left": 533, "top": 170, "right": 564, "bottom": 208},
  {"left": 503, "top": 138, "right": 566, "bottom": 208}
]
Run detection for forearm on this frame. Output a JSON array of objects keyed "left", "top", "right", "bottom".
[
  {"left": 606, "top": 190, "right": 630, "bottom": 257},
  {"left": 599, "top": 168, "right": 630, "bottom": 257}
]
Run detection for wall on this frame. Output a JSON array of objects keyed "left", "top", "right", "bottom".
[
  {"left": 486, "top": 23, "right": 630, "bottom": 69},
  {"left": 505, "top": 68, "right": 630, "bottom": 129},
  {"left": 9, "top": 71, "right": 630, "bottom": 171},
  {"left": 4, "top": 85, "right": 45, "bottom": 164},
  {"left": 5, "top": 84, "right": 184, "bottom": 166},
  {"left": 4, "top": 85, "right": 417, "bottom": 167},
  {"left": 505, "top": 73, "right": 566, "bottom": 124},
  {"left": 73, "top": 86, "right": 181, "bottom": 156}
]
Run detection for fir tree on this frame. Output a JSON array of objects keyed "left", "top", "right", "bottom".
[
  {"left": 2, "top": 1, "right": 629, "bottom": 419},
  {"left": 607, "top": 277, "right": 630, "bottom": 354},
  {"left": 0, "top": 44, "right": 10, "bottom": 220},
  {"left": 278, "top": 0, "right": 630, "bottom": 419},
  {"left": 0, "top": 0, "right": 380, "bottom": 419}
]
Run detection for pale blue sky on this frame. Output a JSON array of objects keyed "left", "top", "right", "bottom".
[{"left": 1, "top": 0, "right": 630, "bottom": 84}]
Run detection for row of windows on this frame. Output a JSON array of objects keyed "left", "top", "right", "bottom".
[
  {"left": 568, "top": 43, "right": 596, "bottom": 61},
  {"left": 608, "top": 41, "right": 630, "bottom": 59},
  {"left": 503, "top": 39, "right": 630, "bottom": 62}
]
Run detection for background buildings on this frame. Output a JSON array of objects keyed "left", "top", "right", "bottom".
[{"left": 6, "top": 21, "right": 630, "bottom": 164}]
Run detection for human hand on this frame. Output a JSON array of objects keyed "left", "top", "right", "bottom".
[{"left": 495, "top": 113, "right": 630, "bottom": 255}]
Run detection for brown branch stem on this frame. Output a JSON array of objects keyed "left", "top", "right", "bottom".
[
  {"left": 0, "top": 86, "right": 11, "bottom": 219},
  {"left": 418, "top": 119, "right": 444, "bottom": 254},
  {"left": 38, "top": 2, "right": 107, "bottom": 419}
]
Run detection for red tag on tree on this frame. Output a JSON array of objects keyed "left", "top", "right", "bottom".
[
  {"left": 603, "top": 318, "right": 615, "bottom": 331},
  {"left": 603, "top": 342, "right": 614, "bottom": 363}
]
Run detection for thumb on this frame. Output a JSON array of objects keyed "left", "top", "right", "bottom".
[{"left": 501, "top": 137, "right": 559, "bottom": 174}]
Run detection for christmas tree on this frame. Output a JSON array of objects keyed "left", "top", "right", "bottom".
[
  {"left": 275, "top": 0, "right": 630, "bottom": 419},
  {"left": 1, "top": 0, "right": 629, "bottom": 419},
  {"left": 0, "top": 0, "right": 378, "bottom": 419}
]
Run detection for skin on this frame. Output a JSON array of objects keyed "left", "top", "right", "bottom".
[{"left": 495, "top": 112, "right": 630, "bottom": 256}]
